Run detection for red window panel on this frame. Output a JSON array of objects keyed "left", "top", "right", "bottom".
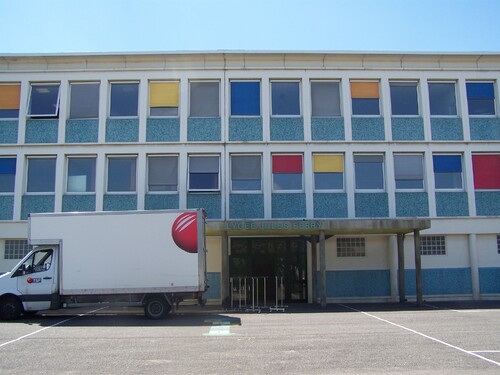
[
  {"left": 472, "top": 154, "right": 500, "bottom": 189},
  {"left": 272, "top": 155, "right": 302, "bottom": 173}
]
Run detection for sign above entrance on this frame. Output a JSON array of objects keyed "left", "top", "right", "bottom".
[{"left": 224, "top": 221, "right": 324, "bottom": 231}]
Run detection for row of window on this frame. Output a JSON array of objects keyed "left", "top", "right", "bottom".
[
  {"left": 1, "top": 153, "right": 498, "bottom": 194},
  {"left": 0, "top": 79, "right": 497, "bottom": 120}
]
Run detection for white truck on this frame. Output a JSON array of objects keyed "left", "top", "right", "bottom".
[{"left": 0, "top": 209, "right": 207, "bottom": 320}]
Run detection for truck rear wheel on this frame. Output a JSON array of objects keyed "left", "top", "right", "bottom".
[
  {"left": 144, "top": 296, "right": 171, "bottom": 320},
  {"left": 0, "top": 296, "right": 23, "bottom": 320}
]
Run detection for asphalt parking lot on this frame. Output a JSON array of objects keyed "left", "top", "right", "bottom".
[{"left": 0, "top": 301, "right": 499, "bottom": 374}]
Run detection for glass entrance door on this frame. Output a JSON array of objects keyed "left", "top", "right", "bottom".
[{"left": 230, "top": 237, "right": 307, "bottom": 303}]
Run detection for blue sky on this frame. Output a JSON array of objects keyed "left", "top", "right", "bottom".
[{"left": 1, "top": 0, "right": 500, "bottom": 54}]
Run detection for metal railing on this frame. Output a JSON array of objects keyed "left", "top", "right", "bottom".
[{"left": 229, "top": 276, "right": 286, "bottom": 312}]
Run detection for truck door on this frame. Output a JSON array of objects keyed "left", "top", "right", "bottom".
[{"left": 14, "top": 248, "right": 57, "bottom": 311}]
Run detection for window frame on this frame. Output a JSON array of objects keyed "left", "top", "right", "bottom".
[
  {"left": 393, "top": 153, "right": 425, "bottom": 191},
  {"left": 0, "top": 83, "right": 21, "bottom": 119},
  {"left": 230, "top": 153, "right": 262, "bottom": 193},
  {"left": 428, "top": 81, "right": 458, "bottom": 117},
  {"left": 146, "top": 154, "right": 179, "bottom": 193},
  {"left": 389, "top": 80, "right": 420, "bottom": 117},
  {"left": 353, "top": 153, "right": 385, "bottom": 192},
  {"left": 350, "top": 80, "right": 381, "bottom": 117},
  {"left": 189, "top": 80, "right": 220, "bottom": 118},
  {"left": 270, "top": 80, "right": 302, "bottom": 117},
  {"left": 230, "top": 80, "right": 261, "bottom": 117},
  {"left": 0, "top": 157, "right": 16, "bottom": 194},
  {"left": 69, "top": 81, "right": 100, "bottom": 120},
  {"left": 420, "top": 235, "right": 446, "bottom": 256},
  {"left": 25, "top": 156, "right": 57, "bottom": 194},
  {"left": 272, "top": 153, "right": 304, "bottom": 192},
  {"left": 466, "top": 81, "right": 496, "bottom": 117},
  {"left": 108, "top": 81, "right": 140, "bottom": 118},
  {"left": 65, "top": 155, "right": 97, "bottom": 194},
  {"left": 106, "top": 155, "right": 137, "bottom": 193},
  {"left": 432, "top": 153, "right": 464, "bottom": 191},
  {"left": 27, "top": 82, "right": 61, "bottom": 118},
  {"left": 312, "top": 153, "right": 344, "bottom": 192},
  {"left": 310, "top": 80, "right": 342, "bottom": 117},
  {"left": 148, "top": 80, "right": 180, "bottom": 118},
  {"left": 336, "top": 237, "right": 366, "bottom": 257},
  {"left": 188, "top": 154, "right": 220, "bottom": 192}
]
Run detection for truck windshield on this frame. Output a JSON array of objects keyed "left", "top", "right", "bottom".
[{"left": 14, "top": 249, "right": 53, "bottom": 276}]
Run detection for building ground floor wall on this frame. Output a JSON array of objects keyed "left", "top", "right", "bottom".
[{"left": 1, "top": 217, "right": 499, "bottom": 304}]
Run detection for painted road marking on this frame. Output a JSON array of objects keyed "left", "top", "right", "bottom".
[
  {"left": 203, "top": 319, "right": 235, "bottom": 336},
  {"left": 339, "top": 304, "right": 500, "bottom": 368},
  {"left": 0, "top": 307, "right": 107, "bottom": 349}
]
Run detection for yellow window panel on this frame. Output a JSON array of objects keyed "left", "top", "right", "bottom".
[
  {"left": 0, "top": 85, "right": 21, "bottom": 109},
  {"left": 314, "top": 155, "right": 344, "bottom": 173},
  {"left": 350, "top": 82, "right": 379, "bottom": 99},
  {"left": 150, "top": 82, "right": 179, "bottom": 108}
]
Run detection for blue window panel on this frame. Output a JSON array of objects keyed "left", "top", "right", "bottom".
[
  {"left": 354, "top": 159, "right": 384, "bottom": 190},
  {"left": 231, "top": 81, "right": 260, "bottom": 116},
  {"left": 435, "top": 192, "right": 469, "bottom": 217},
  {"left": 0, "top": 195, "right": 14, "bottom": 220},
  {"left": 110, "top": 83, "right": 138, "bottom": 117},
  {"left": 62, "top": 195, "right": 96, "bottom": 212},
  {"left": 470, "top": 118, "right": 500, "bottom": 140},
  {"left": 27, "top": 158, "right": 56, "bottom": 193},
  {"left": 229, "top": 194, "right": 264, "bottom": 219},
  {"left": 273, "top": 174, "right": 302, "bottom": 191},
  {"left": 313, "top": 193, "right": 348, "bottom": 218},
  {"left": 433, "top": 155, "right": 462, "bottom": 173},
  {"left": 390, "top": 83, "right": 419, "bottom": 116},
  {"left": 352, "top": 98, "right": 380, "bottom": 115},
  {"left": 65, "top": 119, "right": 99, "bottom": 143},
  {"left": 466, "top": 82, "right": 494, "bottom": 99},
  {"left": 29, "top": 85, "right": 60, "bottom": 117},
  {"left": 103, "top": 194, "right": 137, "bottom": 211},
  {"left": 314, "top": 173, "right": 343, "bottom": 190},
  {"left": 21, "top": 195, "right": 55, "bottom": 220},
  {"left": 475, "top": 192, "right": 500, "bottom": 216},
  {"left": 355, "top": 193, "right": 389, "bottom": 218},
  {"left": 272, "top": 82, "right": 300, "bottom": 116},
  {"left": 0, "top": 158, "right": 16, "bottom": 174},
  {"left": 0, "top": 158, "right": 15, "bottom": 193},
  {"left": 0, "top": 109, "right": 19, "bottom": 118},
  {"left": 272, "top": 193, "right": 306, "bottom": 218}
]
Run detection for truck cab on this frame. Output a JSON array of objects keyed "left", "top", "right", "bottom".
[{"left": 0, "top": 246, "right": 58, "bottom": 319}]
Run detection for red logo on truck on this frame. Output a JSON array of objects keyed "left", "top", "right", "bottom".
[{"left": 172, "top": 212, "right": 198, "bottom": 253}]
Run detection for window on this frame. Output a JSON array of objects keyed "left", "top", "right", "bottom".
[
  {"left": 433, "top": 154, "right": 463, "bottom": 189},
  {"left": 497, "top": 235, "right": 500, "bottom": 254},
  {"left": 420, "top": 235, "right": 446, "bottom": 255},
  {"left": 4, "top": 240, "right": 32, "bottom": 260},
  {"left": 107, "top": 156, "right": 137, "bottom": 192},
  {"left": 15, "top": 249, "right": 53, "bottom": 275},
  {"left": 337, "top": 238, "right": 365, "bottom": 257},
  {"left": 466, "top": 82, "right": 495, "bottom": 116},
  {"left": 428, "top": 82, "right": 457, "bottom": 116},
  {"left": 0, "top": 158, "right": 16, "bottom": 193},
  {"left": 351, "top": 81, "right": 380, "bottom": 115},
  {"left": 188, "top": 155, "right": 220, "bottom": 191},
  {"left": 147, "top": 155, "right": 178, "bottom": 192},
  {"left": 26, "top": 157, "right": 56, "bottom": 193},
  {"left": 69, "top": 82, "right": 99, "bottom": 119},
  {"left": 354, "top": 154, "right": 384, "bottom": 190},
  {"left": 109, "top": 82, "right": 139, "bottom": 117},
  {"left": 0, "top": 84, "right": 20, "bottom": 118},
  {"left": 311, "top": 81, "right": 341, "bottom": 117},
  {"left": 313, "top": 154, "right": 344, "bottom": 190},
  {"left": 189, "top": 81, "right": 219, "bottom": 117},
  {"left": 231, "top": 81, "right": 260, "bottom": 116},
  {"left": 149, "top": 81, "right": 179, "bottom": 117},
  {"left": 67, "top": 157, "right": 96, "bottom": 193},
  {"left": 472, "top": 154, "right": 500, "bottom": 189},
  {"left": 27, "top": 83, "right": 60, "bottom": 117},
  {"left": 390, "top": 82, "right": 419, "bottom": 116},
  {"left": 272, "top": 154, "right": 303, "bottom": 191},
  {"left": 231, "top": 154, "right": 261, "bottom": 191},
  {"left": 394, "top": 154, "right": 424, "bottom": 190},
  {"left": 271, "top": 81, "right": 300, "bottom": 116}
]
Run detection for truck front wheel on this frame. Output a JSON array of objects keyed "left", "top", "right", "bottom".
[
  {"left": 0, "top": 296, "right": 23, "bottom": 320},
  {"left": 144, "top": 296, "right": 171, "bottom": 320}
]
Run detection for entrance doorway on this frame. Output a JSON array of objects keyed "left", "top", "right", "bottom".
[{"left": 229, "top": 237, "right": 307, "bottom": 303}]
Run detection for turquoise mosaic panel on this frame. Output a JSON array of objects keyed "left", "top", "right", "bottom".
[
  {"left": 105, "top": 118, "right": 139, "bottom": 142},
  {"left": 228, "top": 117, "right": 263, "bottom": 141},
  {"left": 404, "top": 268, "right": 472, "bottom": 296},
  {"left": 479, "top": 268, "right": 500, "bottom": 294},
  {"left": 355, "top": 193, "right": 389, "bottom": 218},
  {"left": 103, "top": 194, "right": 137, "bottom": 211},
  {"left": 21, "top": 195, "right": 55, "bottom": 220},
  {"left": 25, "top": 120, "right": 58, "bottom": 144},
  {"left": 146, "top": 118, "right": 180, "bottom": 142},
  {"left": 270, "top": 117, "right": 304, "bottom": 141},
  {"left": 0, "top": 121, "right": 18, "bottom": 144},
  {"left": 391, "top": 117, "right": 425, "bottom": 141},
  {"left": 203, "top": 272, "right": 221, "bottom": 300},
  {"left": 431, "top": 118, "right": 463, "bottom": 140},
  {"left": 475, "top": 191, "right": 500, "bottom": 216},
  {"left": 323, "top": 270, "right": 391, "bottom": 298},
  {"left": 187, "top": 118, "right": 221, "bottom": 141},
  {"left": 469, "top": 118, "right": 500, "bottom": 140},
  {"left": 271, "top": 193, "right": 306, "bottom": 218},
  {"left": 351, "top": 117, "right": 385, "bottom": 141},
  {"left": 435, "top": 192, "right": 469, "bottom": 217},
  {"left": 62, "top": 195, "right": 96, "bottom": 212},
  {"left": 65, "top": 119, "right": 99, "bottom": 143},
  {"left": 313, "top": 193, "right": 348, "bottom": 218},
  {"left": 0, "top": 195, "right": 14, "bottom": 220},
  {"left": 187, "top": 193, "right": 221, "bottom": 219},
  {"left": 395, "top": 192, "right": 429, "bottom": 217},
  {"left": 229, "top": 194, "right": 264, "bottom": 219},
  {"left": 145, "top": 194, "right": 179, "bottom": 210},
  {"left": 311, "top": 117, "right": 345, "bottom": 140}
]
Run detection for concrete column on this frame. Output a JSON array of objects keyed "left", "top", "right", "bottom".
[
  {"left": 220, "top": 231, "right": 230, "bottom": 307},
  {"left": 468, "top": 234, "right": 480, "bottom": 300},
  {"left": 319, "top": 231, "right": 327, "bottom": 308},
  {"left": 311, "top": 235, "right": 318, "bottom": 304},
  {"left": 413, "top": 230, "right": 423, "bottom": 306},
  {"left": 388, "top": 235, "right": 398, "bottom": 302},
  {"left": 397, "top": 233, "right": 406, "bottom": 303}
]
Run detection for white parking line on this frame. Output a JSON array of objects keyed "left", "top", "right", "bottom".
[
  {"left": 0, "top": 307, "right": 106, "bottom": 349},
  {"left": 339, "top": 304, "right": 500, "bottom": 368}
]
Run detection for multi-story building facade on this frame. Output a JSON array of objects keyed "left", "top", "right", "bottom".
[{"left": 0, "top": 52, "right": 499, "bottom": 305}]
